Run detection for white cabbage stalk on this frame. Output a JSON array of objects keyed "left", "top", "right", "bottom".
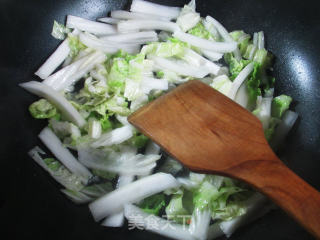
[
  {"left": 124, "top": 204, "right": 196, "bottom": 240},
  {"left": 62, "top": 56, "right": 73, "bottom": 67},
  {"left": 135, "top": 155, "right": 161, "bottom": 168},
  {"left": 102, "top": 175, "right": 135, "bottom": 227},
  {"left": 182, "top": 49, "right": 221, "bottom": 75},
  {"left": 219, "top": 193, "right": 268, "bottom": 237},
  {"left": 130, "top": 0, "right": 181, "bottom": 20},
  {"left": 35, "top": 29, "right": 80, "bottom": 79},
  {"left": 189, "top": 209, "right": 211, "bottom": 240},
  {"left": 101, "top": 211, "right": 124, "bottom": 227},
  {"left": 137, "top": 141, "right": 161, "bottom": 179},
  {"left": 66, "top": 15, "right": 117, "bottom": 35},
  {"left": 177, "top": 0, "right": 200, "bottom": 32},
  {"left": 111, "top": 10, "right": 170, "bottom": 21},
  {"left": 173, "top": 31, "right": 237, "bottom": 53},
  {"left": 100, "top": 31, "right": 158, "bottom": 44},
  {"left": 201, "top": 50, "right": 223, "bottom": 61},
  {"left": 204, "top": 16, "right": 232, "bottom": 42},
  {"left": 248, "top": 45, "right": 257, "bottom": 60},
  {"left": 79, "top": 32, "right": 140, "bottom": 53},
  {"left": 97, "top": 17, "right": 121, "bottom": 24},
  {"left": 234, "top": 83, "right": 249, "bottom": 109},
  {"left": 254, "top": 31, "right": 265, "bottom": 50},
  {"left": 43, "top": 51, "right": 106, "bottom": 92},
  {"left": 19, "top": 81, "right": 86, "bottom": 127},
  {"left": 39, "top": 127, "right": 92, "bottom": 182},
  {"left": 150, "top": 56, "right": 209, "bottom": 78},
  {"left": 88, "top": 119, "right": 102, "bottom": 139},
  {"left": 254, "top": 96, "right": 273, "bottom": 129},
  {"left": 207, "top": 223, "right": 224, "bottom": 240},
  {"left": 176, "top": 177, "right": 199, "bottom": 191},
  {"left": 253, "top": 32, "right": 258, "bottom": 47},
  {"left": 271, "top": 110, "right": 298, "bottom": 149},
  {"left": 35, "top": 39, "right": 70, "bottom": 79},
  {"left": 140, "top": 77, "right": 168, "bottom": 94},
  {"left": 78, "top": 147, "right": 159, "bottom": 176},
  {"left": 116, "top": 175, "right": 135, "bottom": 188},
  {"left": 28, "top": 146, "right": 84, "bottom": 191},
  {"left": 204, "top": 16, "right": 241, "bottom": 60},
  {"left": 258, "top": 31, "right": 265, "bottom": 49},
  {"left": 43, "top": 52, "right": 91, "bottom": 88},
  {"left": 118, "top": 20, "right": 179, "bottom": 33},
  {"left": 227, "top": 62, "right": 254, "bottom": 100},
  {"left": 91, "top": 125, "right": 133, "bottom": 148},
  {"left": 78, "top": 146, "right": 138, "bottom": 171},
  {"left": 50, "top": 119, "right": 81, "bottom": 140},
  {"left": 89, "top": 173, "right": 180, "bottom": 221},
  {"left": 123, "top": 45, "right": 141, "bottom": 54}
]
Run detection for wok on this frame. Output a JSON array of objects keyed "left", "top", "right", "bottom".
[{"left": 1, "top": 0, "right": 319, "bottom": 239}]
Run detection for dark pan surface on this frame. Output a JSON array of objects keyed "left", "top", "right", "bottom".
[{"left": 1, "top": 0, "right": 319, "bottom": 239}]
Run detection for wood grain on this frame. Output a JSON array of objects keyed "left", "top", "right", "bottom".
[{"left": 129, "top": 80, "right": 320, "bottom": 238}]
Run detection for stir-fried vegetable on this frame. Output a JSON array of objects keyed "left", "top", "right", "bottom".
[{"left": 21, "top": 1, "right": 298, "bottom": 239}]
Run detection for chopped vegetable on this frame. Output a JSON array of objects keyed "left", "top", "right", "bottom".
[
  {"left": 29, "top": 99, "right": 57, "bottom": 119},
  {"left": 272, "top": 95, "right": 292, "bottom": 118},
  {"left": 89, "top": 173, "right": 180, "bottom": 221},
  {"left": 21, "top": 1, "right": 297, "bottom": 239},
  {"left": 52, "top": 20, "right": 70, "bottom": 40},
  {"left": 139, "top": 193, "right": 166, "bottom": 215},
  {"left": 177, "top": 0, "right": 200, "bottom": 32},
  {"left": 188, "top": 22, "right": 215, "bottom": 40}
]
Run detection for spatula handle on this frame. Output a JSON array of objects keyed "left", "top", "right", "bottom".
[{"left": 230, "top": 158, "right": 320, "bottom": 238}]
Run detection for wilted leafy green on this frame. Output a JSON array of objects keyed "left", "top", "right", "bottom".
[
  {"left": 210, "top": 75, "right": 233, "bottom": 96},
  {"left": 224, "top": 54, "right": 252, "bottom": 80},
  {"left": 141, "top": 40, "right": 187, "bottom": 58},
  {"left": 51, "top": 20, "right": 70, "bottom": 40},
  {"left": 230, "top": 30, "right": 251, "bottom": 55},
  {"left": 188, "top": 22, "right": 214, "bottom": 40},
  {"left": 29, "top": 99, "right": 57, "bottom": 119},
  {"left": 264, "top": 117, "right": 281, "bottom": 141},
  {"left": 68, "top": 34, "right": 86, "bottom": 58},
  {"left": 246, "top": 62, "right": 262, "bottom": 104},
  {"left": 272, "top": 95, "right": 292, "bottom": 118},
  {"left": 128, "top": 133, "right": 149, "bottom": 148},
  {"left": 139, "top": 193, "right": 166, "bottom": 215},
  {"left": 44, "top": 157, "right": 61, "bottom": 171},
  {"left": 92, "top": 169, "right": 117, "bottom": 180},
  {"left": 107, "top": 58, "right": 129, "bottom": 93},
  {"left": 166, "top": 192, "right": 190, "bottom": 223},
  {"left": 99, "top": 115, "right": 113, "bottom": 131}
]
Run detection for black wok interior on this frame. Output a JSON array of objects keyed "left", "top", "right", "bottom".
[{"left": 1, "top": 0, "right": 319, "bottom": 239}]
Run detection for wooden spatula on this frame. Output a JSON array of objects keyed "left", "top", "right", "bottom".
[{"left": 128, "top": 80, "right": 320, "bottom": 238}]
